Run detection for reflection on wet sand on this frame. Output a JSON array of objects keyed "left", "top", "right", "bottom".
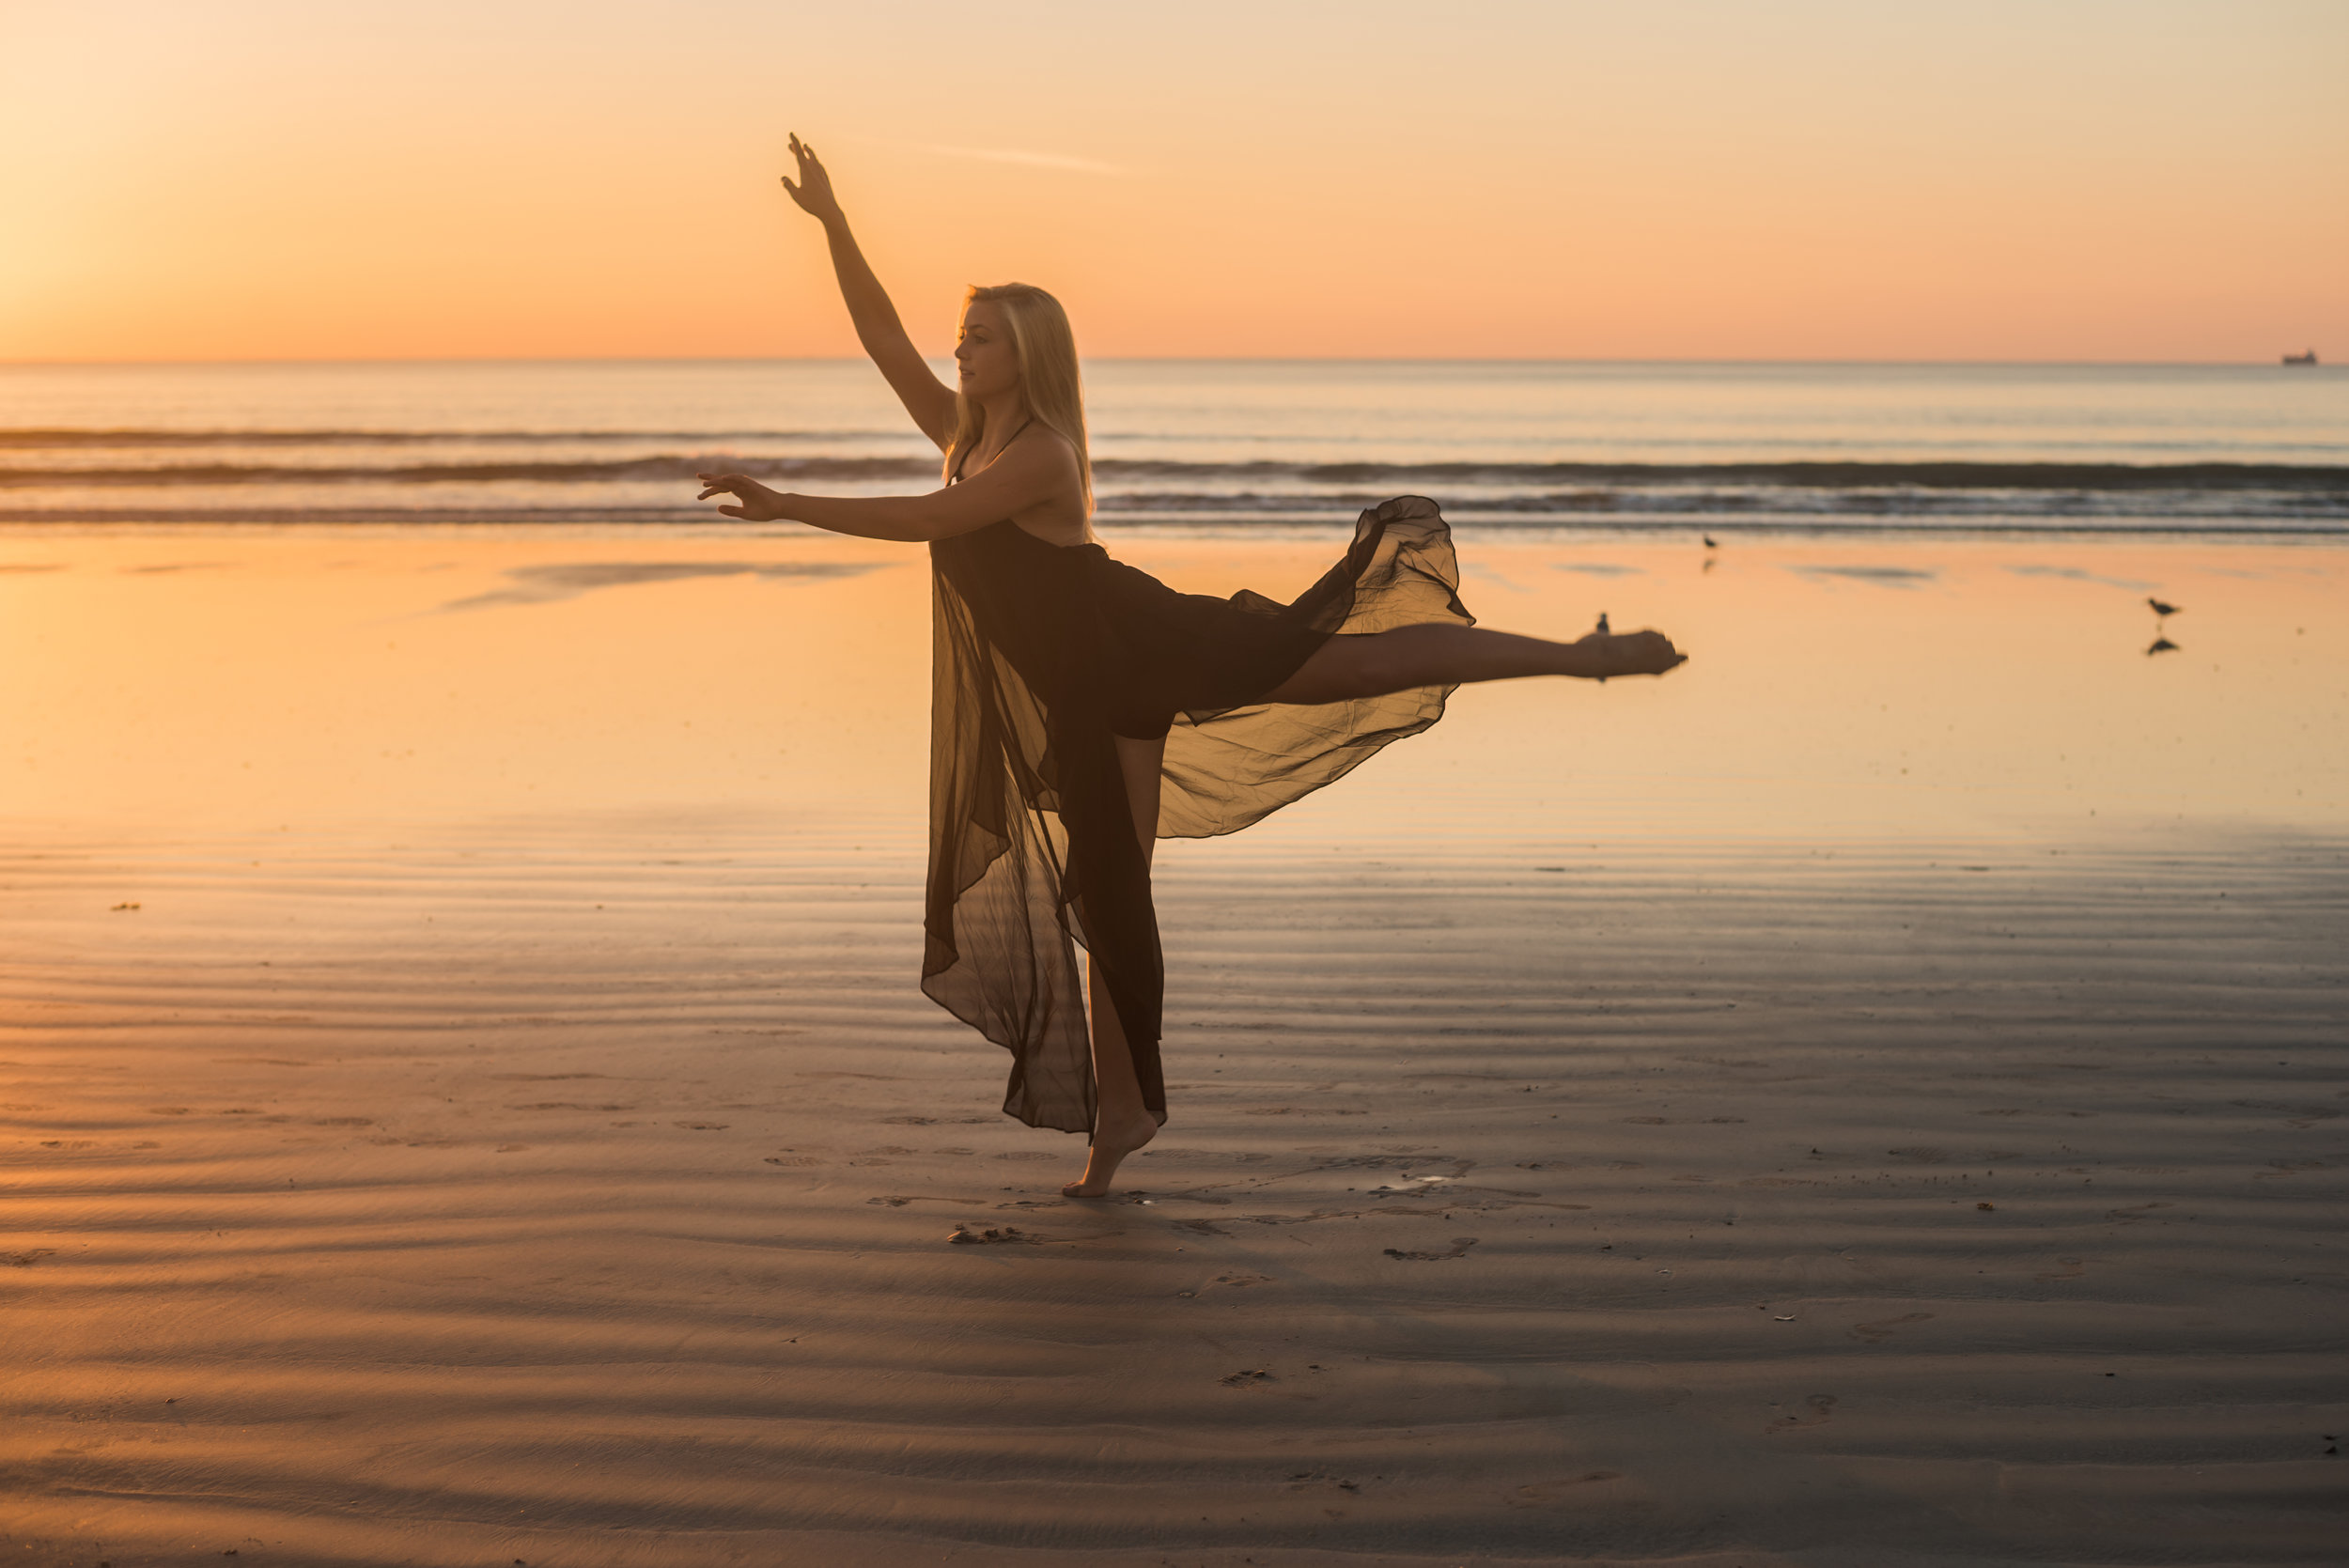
[
  {"left": 2006, "top": 562, "right": 2155, "bottom": 591},
  {"left": 438, "top": 558, "right": 890, "bottom": 611},
  {"left": 1789, "top": 563, "right": 1938, "bottom": 587}
]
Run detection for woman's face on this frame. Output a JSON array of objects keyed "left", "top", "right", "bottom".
[{"left": 955, "top": 303, "right": 1021, "bottom": 402}]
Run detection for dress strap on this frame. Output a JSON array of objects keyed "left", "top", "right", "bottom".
[{"left": 948, "top": 417, "right": 1035, "bottom": 484}]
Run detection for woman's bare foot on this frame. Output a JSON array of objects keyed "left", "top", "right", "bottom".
[{"left": 1062, "top": 1113, "right": 1158, "bottom": 1198}]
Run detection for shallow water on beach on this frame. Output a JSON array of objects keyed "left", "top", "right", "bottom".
[{"left": 4, "top": 526, "right": 2345, "bottom": 1564}]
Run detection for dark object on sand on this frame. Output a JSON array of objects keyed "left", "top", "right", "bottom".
[
  {"left": 2281, "top": 349, "right": 2318, "bottom": 365},
  {"left": 2147, "top": 636, "right": 2180, "bottom": 656},
  {"left": 1703, "top": 534, "right": 1719, "bottom": 550},
  {"left": 1595, "top": 612, "right": 1610, "bottom": 635},
  {"left": 947, "top": 1224, "right": 1036, "bottom": 1245},
  {"left": 2148, "top": 597, "right": 2182, "bottom": 617}
]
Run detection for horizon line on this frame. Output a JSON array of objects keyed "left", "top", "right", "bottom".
[{"left": 0, "top": 353, "right": 2328, "bottom": 370}]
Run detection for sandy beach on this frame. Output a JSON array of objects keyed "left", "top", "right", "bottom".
[{"left": 5, "top": 526, "right": 2345, "bottom": 1565}]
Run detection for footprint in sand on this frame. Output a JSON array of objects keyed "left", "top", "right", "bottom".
[
  {"left": 6, "top": 1250, "right": 57, "bottom": 1267},
  {"left": 674, "top": 1121, "right": 729, "bottom": 1131},
  {"left": 1219, "top": 1368, "right": 1276, "bottom": 1387},
  {"left": 763, "top": 1155, "right": 820, "bottom": 1167},
  {"left": 1768, "top": 1394, "right": 1837, "bottom": 1433},
  {"left": 947, "top": 1224, "right": 1038, "bottom": 1245},
  {"left": 1210, "top": 1272, "right": 1273, "bottom": 1289},
  {"left": 1848, "top": 1312, "right": 1934, "bottom": 1343},
  {"left": 1505, "top": 1471, "right": 1622, "bottom": 1507},
  {"left": 1383, "top": 1236, "right": 1478, "bottom": 1262}
]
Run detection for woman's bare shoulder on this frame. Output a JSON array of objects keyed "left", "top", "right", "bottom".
[{"left": 1016, "top": 424, "right": 1085, "bottom": 477}]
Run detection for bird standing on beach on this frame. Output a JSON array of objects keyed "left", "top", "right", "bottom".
[
  {"left": 1703, "top": 534, "right": 1719, "bottom": 550},
  {"left": 2148, "top": 597, "right": 2182, "bottom": 618}
]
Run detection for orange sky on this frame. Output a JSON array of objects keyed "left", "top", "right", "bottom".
[{"left": 2, "top": 0, "right": 2342, "bottom": 363}]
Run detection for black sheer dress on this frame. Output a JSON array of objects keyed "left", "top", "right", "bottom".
[{"left": 923, "top": 469, "right": 1473, "bottom": 1134}]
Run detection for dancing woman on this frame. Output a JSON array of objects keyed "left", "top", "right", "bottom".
[{"left": 698, "top": 136, "right": 1685, "bottom": 1198}]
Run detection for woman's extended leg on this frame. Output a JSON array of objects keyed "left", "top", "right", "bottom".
[
  {"left": 1262, "top": 623, "right": 1683, "bottom": 706},
  {"left": 1064, "top": 732, "right": 1166, "bottom": 1198}
]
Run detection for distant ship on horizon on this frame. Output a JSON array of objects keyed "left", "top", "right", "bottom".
[{"left": 2281, "top": 349, "right": 2318, "bottom": 365}]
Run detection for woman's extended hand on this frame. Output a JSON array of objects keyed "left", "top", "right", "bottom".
[
  {"left": 1574, "top": 629, "right": 1688, "bottom": 678},
  {"left": 696, "top": 472, "right": 792, "bottom": 522},
  {"left": 780, "top": 133, "right": 844, "bottom": 225}
]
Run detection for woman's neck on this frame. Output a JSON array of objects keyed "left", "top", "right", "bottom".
[{"left": 977, "top": 393, "right": 1029, "bottom": 446}]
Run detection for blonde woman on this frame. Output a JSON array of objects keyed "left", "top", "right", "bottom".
[{"left": 697, "top": 135, "right": 1685, "bottom": 1198}]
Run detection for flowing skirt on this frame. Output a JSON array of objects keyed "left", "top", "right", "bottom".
[{"left": 922, "top": 496, "right": 1474, "bottom": 1132}]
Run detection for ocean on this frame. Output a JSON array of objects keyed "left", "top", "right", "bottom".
[{"left": 1, "top": 358, "right": 2341, "bottom": 532}]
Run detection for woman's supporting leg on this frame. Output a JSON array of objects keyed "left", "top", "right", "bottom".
[
  {"left": 1064, "top": 732, "right": 1166, "bottom": 1198},
  {"left": 1262, "top": 622, "right": 1682, "bottom": 706}
]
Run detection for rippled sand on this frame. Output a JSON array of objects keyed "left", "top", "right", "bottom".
[{"left": 4, "top": 529, "right": 2345, "bottom": 1564}]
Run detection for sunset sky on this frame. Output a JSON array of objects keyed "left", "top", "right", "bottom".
[{"left": 2, "top": 0, "right": 2341, "bottom": 363}]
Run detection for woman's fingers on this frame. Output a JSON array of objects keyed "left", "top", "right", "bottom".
[
  {"left": 1595, "top": 629, "right": 1686, "bottom": 676},
  {"left": 695, "top": 473, "right": 778, "bottom": 521},
  {"left": 1629, "top": 630, "right": 1687, "bottom": 674}
]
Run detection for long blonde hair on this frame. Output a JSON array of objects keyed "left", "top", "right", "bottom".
[{"left": 943, "top": 283, "right": 1092, "bottom": 510}]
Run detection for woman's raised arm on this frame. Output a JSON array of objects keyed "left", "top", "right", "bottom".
[{"left": 783, "top": 134, "right": 957, "bottom": 450}]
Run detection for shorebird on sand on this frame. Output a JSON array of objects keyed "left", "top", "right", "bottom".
[{"left": 2148, "top": 597, "right": 2182, "bottom": 617}]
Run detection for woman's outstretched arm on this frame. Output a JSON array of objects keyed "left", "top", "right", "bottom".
[
  {"left": 696, "top": 432, "right": 1081, "bottom": 541},
  {"left": 783, "top": 134, "right": 957, "bottom": 449}
]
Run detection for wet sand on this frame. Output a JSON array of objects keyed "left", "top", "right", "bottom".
[{"left": 4, "top": 528, "right": 2345, "bottom": 1564}]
